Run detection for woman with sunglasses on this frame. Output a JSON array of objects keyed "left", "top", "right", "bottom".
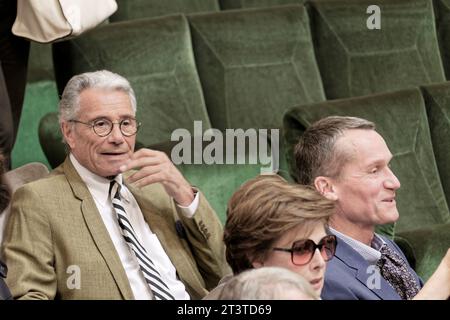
[{"left": 206, "top": 174, "right": 336, "bottom": 298}]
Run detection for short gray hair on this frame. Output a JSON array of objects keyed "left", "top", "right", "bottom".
[
  {"left": 294, "top": 116, "right": 375, "bottom": 185},
  {"left": 58, "top": 70, "right": 137, "bottom": 124},
  {"left": 215, "top": 267, "right": 319, "bottom": 300}
]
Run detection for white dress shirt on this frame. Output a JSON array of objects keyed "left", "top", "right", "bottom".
[
  {"left": 330, "top": 227, "right": 385, "bottom": 265},
  {"left": 0, "top": 206, "right": 8, "bottom": 250},
  {"left": 70, "top": 154, "right": 199, "bottom": 300}
]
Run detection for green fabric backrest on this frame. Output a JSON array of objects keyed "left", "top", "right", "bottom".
[
  {"left": 38, "top": 112, "right": 66, "bottom": 169},
  {"left": 395, "top": 222, "right": 450, "bottom": 280},
  {"left": 27, "top": 43, "right": 54, "bottom": 82},
  {"left": 421, "top": 81, "right": 450, "bottom": 213},
  {"left": 52, "top": 15, "right": 211, "bottom": 147},
  {"left": 12, "top": 81, "right": 59, "bottom": 170},
  {"left": 434, "top": 0, "right": 450, "bottom": 79},
  {"left": 283, "top": 88, "right": 450, "bottom": 234},
  {"left": 110, "top": 0, "right": 220, "bottom": 22},
  {"left": 310, "top": 0, "right": 445, "bottom": 99},
  {"left": 220, "top": 0, "right": 305, "bottom": 10},
  {"left": 188, "top": 5, "right": 326, "bottom": 131},
  {"left": 179, "top": 163, "right": 262, "bottom": 224},
  {"left": 12, "top": 42, "right": 57, "bottom": 170},
  {"left": 149, "top": 139, "right": 267, "bottom": 224}
]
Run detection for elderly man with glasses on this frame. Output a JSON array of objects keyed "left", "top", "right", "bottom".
[{"left": 1, "top": 70, "right": 230, "bottom": 300}]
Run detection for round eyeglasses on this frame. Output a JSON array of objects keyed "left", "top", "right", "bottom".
[
  {"left": 69, "top": 118, "right": 141, "bottom": 137},
  {"left": 272, "top": 234, "right": 337, "bottom": 266}
]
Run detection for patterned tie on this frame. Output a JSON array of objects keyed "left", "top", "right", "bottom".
[
  {"left": 109, "top": 180, "right": 175, "bottom": 300},
  {"left": 376, "top": 244, "right": 421, "bottom": 300}
]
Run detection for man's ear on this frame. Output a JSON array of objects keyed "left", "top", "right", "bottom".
[
  {"left": 61, "top": 121, "right": 75, "bottom": 149},
  {"left": 314, "top": 176, "right": 338, "bottom": 201}
]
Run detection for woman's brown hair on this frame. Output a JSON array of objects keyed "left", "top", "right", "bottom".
[{"left": 224, "top": 174, "right": 335, "bottom": 274}]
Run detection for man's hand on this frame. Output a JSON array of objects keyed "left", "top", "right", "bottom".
[
  {"left": 413, "top": 248, "right": 450, "bottom": 300},
  {"left": 444, "top": 248, "right": 450, "bottom": 268},
  {"left": 119, "top": 148, "right": 194, "bottom": 206}
]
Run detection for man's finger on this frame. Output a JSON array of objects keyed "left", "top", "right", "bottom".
[
  {"left": 127, "top": 166, "right": 162, "bottom": 184},
  {"left": 132, "top": 172, "right": 165, "bottom": 188},
  {"left": 120, "top": 156, "right": 162, "bottom": 172},
  {"left": 131, "top": 148, "right": 163, "bottom": 159}
]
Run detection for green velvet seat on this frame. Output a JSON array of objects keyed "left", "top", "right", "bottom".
[
  {"left": 12, "top": 43, "right": 58, "bottom": 170},
  {"left": 150, "top": 138, "right": 272, "bottom": 224},
  {"left": 180, "top": 164, "right": 262, "bottom": 223},
  {"left": 434, "top": 0, "right": 450, "bottom": 79},
  {"left": 110, "top": 0, "right": 219, "bottom": 22},
  {"left": 219, "top": 0, "right": 304, "bottom": 10},
  {"left": 395, "top": 223, "right": 450, "bottom": 280},
  {"left": 283, "top": 88, "right": 450, "bottom": 279},
  {"left": 188, "top": 5, "right": 325, "bottom": 131},
  {"left": 38, "top": 112, "right": 66, "bottom": 169},
  {"left": 52, "top": 15, "right": 211, "bottom": 148},
  {"left": 309, "top": 0, "right": 445, "bottom": 99},
  {"left": 26, "top": 43, "right": 55, "bottom": 82},
  {"left": 188, "top": 5, "right": 324, "bottom": 176},
  {"left": 421, "top": 81, "right": 450, "bottom": 208}
]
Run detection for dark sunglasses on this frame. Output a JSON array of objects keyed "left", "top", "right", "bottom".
[{"left": 272, "top": 234, "right": 337, "bottom": 266}]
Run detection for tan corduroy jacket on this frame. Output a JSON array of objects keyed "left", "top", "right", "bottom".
[{"left": 2, "top": 157, "right": 230, "bottom": 299}]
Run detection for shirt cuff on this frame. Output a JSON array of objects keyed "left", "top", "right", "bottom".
[{"left": 176, "top": 189, "right": 199, "bottom": 218}]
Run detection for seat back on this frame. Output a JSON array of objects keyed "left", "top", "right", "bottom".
[
  {"left": 150, "top": 136, "right": 273, "bottom": 223},
  {"left": 0, "top": 162, "right": 49, "bottom": 244},
  {"left": 38, "top": 112, "right": 66, "bottom": 169},
  {"left": 188, "top": 5, "right": 325, "bottom": 131},
  {"left": 52, "top": 15, "right": 211, "bottom": 148},
  {"left": 220, "top": 0, "right": 305, "bottom": 10},
  {"left": 11, "top": 42, "right": 59, "bottom": 170},
  {"left": 434, "top": 0, "right": 450, "bottom": 79},
  {"left": 110, "top": 0, "right": 220, "bottom": 22},
  {"left": 396, "top": 222, "right": 450, "bottom": 280},
  {"left": 421, "top": 81, "right": 450, "bottom": 214},
  {"left": 310, "top": 0, "right": 445, "bottom": 99},
  {"left": 283, "top": 88, "right": 450, "bottom": 234}
]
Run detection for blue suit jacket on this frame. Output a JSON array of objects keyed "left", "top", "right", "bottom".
[{"left": 321, "top": 235, "right": 423, "bottom": 300}]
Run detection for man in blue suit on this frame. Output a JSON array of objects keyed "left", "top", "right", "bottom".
[{"left": 293, "top": 116, "right": 423, "bottom": 300}]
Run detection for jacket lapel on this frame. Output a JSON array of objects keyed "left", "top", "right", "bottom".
[
  {"left": 335, "top": 239, "right": 401, "bottom": 300},
  {"left": 63, "top": 158, "right": 134, "bottom": 300},
  {"left": 129, "top": 185, "right": 206, "bottom": 298}
]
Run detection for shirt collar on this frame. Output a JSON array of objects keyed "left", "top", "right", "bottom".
[
  {"left": 330, "top": 227, "right": 385, "bottom": 264},
  {"left": 69, "top": 154, "right": 130, "bottom": 206}
]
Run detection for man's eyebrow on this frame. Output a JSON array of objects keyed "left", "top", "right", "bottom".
[
  {"left": 88, "top": 116, "right": 109, "bottom": 122},
  {"left": 89, "top": 115, "right": 135, "bottom": 121},
  {"left": 365, "top": 157, "right": 392, "bottom": 168}
]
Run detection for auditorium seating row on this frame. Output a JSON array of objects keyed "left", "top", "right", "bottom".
[{"left": 11, "top": 0, "right": 450, "bottom": 280}]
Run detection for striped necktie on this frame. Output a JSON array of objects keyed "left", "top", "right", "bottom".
[{"left": 109, "top": 180, "right": 175, "bottom": 300}]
